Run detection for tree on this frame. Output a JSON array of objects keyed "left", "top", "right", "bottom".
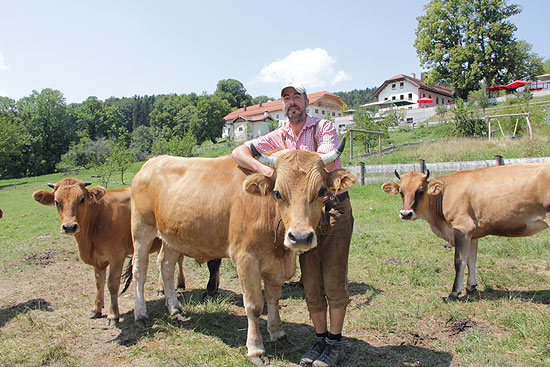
[
  {"left": 415, "top": 0, "right": 543, "bottom": 99},
  {"left": 251, "top": 95, "right": 274, "bottom": 105},
  {"left": 352, "top": 109, "right": 391, "bottom": 153},
  {"left": 214, "top": 79, "right": 252, "bottom": 109},
  {"left": 543, "top": 58, "right": 550, "bottom": 74},
  {"left": 189, "top": 95, "right": 231, "bottom": 144},
  {"left": 0, "top": 100, "right": 25, "bottom": 177},
  {"left": 17, "top": 89, "right": 71, "bottom": 176}
]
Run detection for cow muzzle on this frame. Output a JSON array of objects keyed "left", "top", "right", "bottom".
[
  {"left": 284, "top": 228, "right": 317, "bottom": 253},
  {"left": 61, "top": 222, "right": 80, "bottom": 234},
  {"left": 399, "top": 210, "right": 416, "bottom": 220}
]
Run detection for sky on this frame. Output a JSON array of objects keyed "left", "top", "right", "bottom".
[{"left": 1, "top": 0, "right": 549, "bottom": 104}]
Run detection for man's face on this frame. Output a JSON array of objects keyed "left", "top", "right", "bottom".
[{"left": 282, "top": 88, "right": 308, "bottom": 121}]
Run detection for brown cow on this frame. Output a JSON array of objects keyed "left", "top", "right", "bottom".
[
  {"left": 130, "top": 141, "right": 355, "bottom": 363},
  {"left": 382, "top": 164, "right": 550, "bottom": 299},
  {"left": 33, "top": 178, "right": 221, "bottom": 323}
]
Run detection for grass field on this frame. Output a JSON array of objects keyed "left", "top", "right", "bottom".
[{"left": 0, "top": 162, "right": 549, "bottom": 366}]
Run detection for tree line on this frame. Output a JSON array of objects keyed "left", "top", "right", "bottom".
[{"left": 0, "top": 79, "right": 262, "bottom": 181}]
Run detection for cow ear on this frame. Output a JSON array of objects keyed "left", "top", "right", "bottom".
[
  {"left": 88, "top": 186, "right": 106, "bottom": 203},
  {"left": 382, "top": 181, "right": 400, "bottom": 195},
  {"left": 327, "top": 169, "right": 357, "bottom": 192},
  {"left": 427, "top": 180, "right": 444, "bottom": 196},
  {"left": 243, "top": 173, "right": 274, "bottom": 196},
  {"left": 32, "top": 190, "right": 55, "bottom": 206}
]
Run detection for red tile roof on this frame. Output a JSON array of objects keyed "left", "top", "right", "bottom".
[{"left": 223, "top": 91, "right": 344, "bottom": 121}]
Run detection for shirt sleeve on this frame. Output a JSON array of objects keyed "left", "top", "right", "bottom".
[
  {"left": 244, "top": 128, "right": 284, "bottom": 153},
  {"left": 316, "top": 119, "right": 341, "bottom": 153},
  {"left": 316, "top": 119, "right": 343, "bottom": 170}
]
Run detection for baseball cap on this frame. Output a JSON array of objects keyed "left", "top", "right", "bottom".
[{"left": 281, "top": 82, "right": 307, "bottom": 96}]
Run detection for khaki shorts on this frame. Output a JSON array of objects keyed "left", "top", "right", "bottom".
[{"left": 299, "top": 198, "right": 354, "bottom": 313}]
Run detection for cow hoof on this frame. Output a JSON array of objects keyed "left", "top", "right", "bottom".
[
  {"left": 177, "top": 283, "right": 186, "bottom": 291},
  {"left": 169, "top": 307, "right": 182, "bottom": 317},
  {"left": 89, "top": 311, "right": 102, "bottom": 319},
  {"left": 248, "top": 354, "right": 269, "bottom": 366},
  {"left": 202, "top": 291, "right": 219, "bottom": 302},
  {"left": 446, "top": 293, "right": 460, "bottom": 302},
  {"left": 107, "top": 317, "right": 120, "bottom": 326},
  {"left": 134, "top": 318, "right": 149, "bottom": 330},
  {"left": 156, "top": 290, "right": 165, "bottom": 297}
]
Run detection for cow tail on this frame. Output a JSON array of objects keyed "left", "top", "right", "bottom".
[{"left": 120, "top": 256, "right": 133, "bottom": 295}]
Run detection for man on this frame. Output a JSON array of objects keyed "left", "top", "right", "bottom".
[{"left": 232, "top": 82, "right": 353, "bottom": 367}]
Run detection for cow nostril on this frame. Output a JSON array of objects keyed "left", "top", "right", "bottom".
[
  {"left": 288, "top": 233, "right": 296, "bottom": 242},
  {"left": 306, "top": 232, "right": 314, "bottom": 245},
  {"left": 62, "top": 223, "right": 78, "bottom": 233}
]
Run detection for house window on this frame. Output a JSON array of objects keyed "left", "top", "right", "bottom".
[
  {"left": 392, "top": 83, "right": 396, "bottom": 90},
  {"left": 408, "top": 93, "right": 412, "bottom": 100},
  {"left": 276, "top": 114, "right": 279, "bottom": 119},
  {"left": 322, "top": 110, "right": 325, "bottom": 115},
  {"left": 332, "top": 112, "right": 335, "bottom": 116},
  {"left": 238, "top": 127, "right": 243, "bottom": 132},
  {"left": 400, "top": 95, "right": 404, "bottom": 100},
  {"left": 400, "top": 82, "right": 404, "bottom": 88},
  {"left": 338, "top": 113, "right": 341, "bottom": 116},
  {"left": 384, "top": 97, "right": 388, "bottom": 100},
  {"left": 392, "top": 96, "right": 396, "bottom": 100},
  {"left": 436, "top": 97, "right": 439, "bottom": 104}
]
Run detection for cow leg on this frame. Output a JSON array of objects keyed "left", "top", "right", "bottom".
[
  {"left": 450, "top": 229, "right": 470, "bottom": 300},
  {"left": 466, "top": 239, "right": 479, "bottom": 296},
  {"left": 203, "top": 259, "right": 221, "bottom": 300},
  {"left": 176, "top": 254, "right": 186, "bottom": 291},
  {"left": 91, "top": 266, "right": 106, "bottom": 319},
  {"left": 235, "top": 259, "right": 266, "bottom": 360},
  {"left": 264, "top": 282, "right": 286, "bottom": 341},
  {"left": 132, "top": 225, "right": 156, "bottom": 328},
  {"left": 158, "top": 244, "right": 182, "bottom": 317},
  {"left": 106, "top": 259, "right": 124, "bottom": 325}
]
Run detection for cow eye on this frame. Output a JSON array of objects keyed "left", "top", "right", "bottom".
[
  {"left": 399, "top": 191, "right": 404, "bottom": 198},
  {"left": 318, "top": 187, "right": 327, "bottom": 198},
  {"left": 79, "top": 197, "right": 85, "bottom": 204},
  {"left": 415, "top": 189, "right": 424, "bottom": 198},
  {"left": 54, "top": 200, "right": 62, "bottom": 209},
  {"left": 273, "top": 190, "right": 282, "bottom": 200}
]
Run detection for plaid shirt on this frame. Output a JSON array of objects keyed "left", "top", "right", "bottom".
[{"left": 246, "top": 115, "right": 342, "bottom": 170}]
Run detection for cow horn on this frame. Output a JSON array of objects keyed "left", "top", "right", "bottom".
[
  {"left": 425, "top": 169, "right": 430, "bottom": 180},
  {"left": 47, "top": 183, "right": 56, "bottom": 189},
  {"left": 250, "top": 144, "right": 276, "bottom": 167},
  {"left": 320, "top": 137, "right": 346, "bottom": 165},
  {"left": 394, "top": 170, "right": 401, "bottom": 180},
  {"left": 83, "top": 182, "right": 92, "bottom": 187}
]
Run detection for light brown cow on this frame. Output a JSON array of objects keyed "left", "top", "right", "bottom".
[
  {"left": 130, "top": 141, "right": 355, "bottom": 363},
  {"left": 382, "top": 164, "right": 550, "bottom": 299},
  {"left": 32, "top": 178, "right": 221, "bottom": 323}
]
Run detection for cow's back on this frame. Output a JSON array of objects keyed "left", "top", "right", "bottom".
[
  {"left": 440, "top": 163, "right": 550, "bottom": 237},
  {"left": 132, "top": 155, "right": 282, "bottom": 263}
]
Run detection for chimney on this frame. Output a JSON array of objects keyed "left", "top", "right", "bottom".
[
  {"left": 259, "top": 102, "right": 263, "bottom": 108},
  {"left": 411, "top": 72, "right": 416, "bottom": 79},
  {"left": 420, "top": 72, "right": 426, "bottom": 83},
  {"left": 243, "top": 105, "right": 247, "bottom": 111}
]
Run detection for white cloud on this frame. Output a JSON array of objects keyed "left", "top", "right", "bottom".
[
  {"left": 258, "top": 48, "right": 349, "bottom": 89},
  {"left": 0, "top": 51, "right": 8, "bottom": 70}
]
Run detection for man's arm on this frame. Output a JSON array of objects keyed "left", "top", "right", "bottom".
[{"left": 231, "top": 144, "right": 274, "bottom": 176}]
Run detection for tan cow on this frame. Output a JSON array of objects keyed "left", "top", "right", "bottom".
[
  {"left": 130, "top": 141, "right": 355, "bottom": 363},
  {"left": 382, "top": 164, "right": 550, "bottom": 299},
  {"left": 33, "top": 178, "right": 221, "bottom": 323}
]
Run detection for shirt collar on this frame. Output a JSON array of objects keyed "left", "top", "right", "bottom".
[{"left": 282, "top": 115, "right": 318, "bottom": 137}]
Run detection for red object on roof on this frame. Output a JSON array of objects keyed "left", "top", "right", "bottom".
[
  {"left": 505, "top": 80, "right": 531, "bottom": 89},
  {"left": 417, "top": 97, "right": 434, "bottom": 103},
  {"left": 487, "top": 84, "right": 506, "bottom": 91}
]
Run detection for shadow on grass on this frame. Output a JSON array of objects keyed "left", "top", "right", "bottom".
[
  {"left": 281, "top": 281, "right": 382, "bottom": 303},
  {"left": 0, "top": 298, "right": 54, "bottom": 327},
  {"left": 479, "top": 288, "right": 550, "bottom": 304},
  {"left": 109, "top": 287, "right": 450, "bottom": 366}
]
